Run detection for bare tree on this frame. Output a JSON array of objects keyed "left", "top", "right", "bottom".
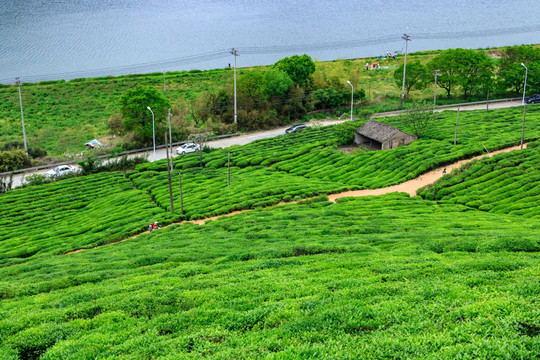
[
  {"left": 403, "top": 101, "right": 437, "bottom": 138},
  {"left": 188, "top": 131, "right": 213, "bottom": 167}
]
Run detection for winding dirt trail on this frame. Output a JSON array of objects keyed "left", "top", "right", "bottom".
[
  {"left": 65, "top": 144, "right": 526, "bottom": 255},
  {"left": 328, "top": 144, "right": 526, "bottom": 202}
]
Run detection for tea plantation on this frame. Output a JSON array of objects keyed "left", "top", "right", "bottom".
[
  {"left": 0, "top": 105, "right": 539, "bottom": 359},
  {"left": 0, "top": 195, "right": 538, "bottom": 359}
]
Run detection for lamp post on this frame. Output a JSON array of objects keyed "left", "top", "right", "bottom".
[
  {"left": 230, "top": 48, "right": 239, "bottom": 125},
  {"left": 400, "top": 34, "right": 411, "bottom": 107},
  {"left": 146, "top": 106, "right": 156, "bottom": 161},
  {"left": 346, "top": 80, "right": 354, "bottom": 121},
  {"left": 520, "top": 63, "right": 528, "bottom": 150}
]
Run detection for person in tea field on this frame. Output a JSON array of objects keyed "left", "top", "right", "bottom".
[
  {"left": 148, "top": 223, "right": 153, "bottom": 231},
  {"left": 443, "top": 168, "right": 446, "bottom": 175},
  {"left": 153, "top": 222, "right": 161, "bottom": 230}
]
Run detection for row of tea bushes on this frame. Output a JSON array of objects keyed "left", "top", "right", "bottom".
[
  {"left": 0, "top": 172, "right": 177, "bottom": 260},
  {"left": 135, "top": 120, "right": 361, "bottom": 173},
  {"left": 0, "top": 195, "right": 538, "bottom": 358},
  {"left": 418, "top": 141, "right": 540, "bottom": 218},
  {"left": 128, "top": 166, "right": 350, "bottom": 220}
]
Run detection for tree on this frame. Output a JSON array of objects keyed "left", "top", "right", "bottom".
[
  {"left": 188, "top": 131, "right": 213, "bottom": 167},
  {"left": 453, "top": 49, "right": 494, "bottom": 98},
  {"left": 427, "top": 49, "right": 461, "bottom": 98},
  {"left": 497, "top": 45, "right": 540, "bottom": 95},
  {"left": 120, "top": 86, "right": 170, "bottom": 145},
  {"left": 261, "top": 69, "right": 293, "bottom": 98},
  {"left": 273, "top": 54, "right": 316, "bottom": 86},
  {"left": 403, "top": 101, "right": 437, "bottom": 138},
  {"left": 393, "top": 61, "right": 429, "bottom": 97},
  {"left": 238, "top": 71, "right": 264, "bottom": 100}
]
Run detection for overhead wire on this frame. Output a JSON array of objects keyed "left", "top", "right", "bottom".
[{"left": 2, "top": 24, "right": 539, "bottom": 84}]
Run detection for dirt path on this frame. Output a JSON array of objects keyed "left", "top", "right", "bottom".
[
  {"left": 65, "top": 144, "right": 526, "bottom": 255},
  {"left": 328, "top": 144, "right": 526, "bottom": 202}
]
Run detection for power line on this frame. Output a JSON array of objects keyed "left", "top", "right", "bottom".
[{"left": 2, "top": 24, "right": 540, "bottom": 84}]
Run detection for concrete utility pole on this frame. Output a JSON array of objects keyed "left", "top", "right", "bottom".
[
  {"left": 454, "top": 106, "right": 459, "bottom": 146},
  {"left": 433, "top": 69, "right": 440, "bottom": 109},
  {"left": 146, "top": 106, "right": 156, "bottom": 161},
  {"left": 15, "top": 77, "right": 28, "bottom": 155},
  {"left": 230, "top": 48, "right": 239, "bottom": 125},
  {"left": 400, "top": 34, "right": 411, "bottom": 107},
  {"left": 227, "top": 150, "right": 231, "bottom": 186},
  {"left": 521, "top": 63, "right": 528, "bottom": 150},
  {"left": 165, "top": 133, "right": 174, "bottom": 213},
  {"left": 178, "top": 171, "right": 184, "bottom": 215},
  {"left": 346, "top": 80, "right": 354, "bottom": 121}
]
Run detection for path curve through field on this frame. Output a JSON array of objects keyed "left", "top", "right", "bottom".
[{"left": 65, "top": 143, "right": 527, "bottom": 255}]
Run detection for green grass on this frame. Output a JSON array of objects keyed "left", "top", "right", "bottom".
[{"left": 0, "top": 195, "right": 538, "bottom": 359}]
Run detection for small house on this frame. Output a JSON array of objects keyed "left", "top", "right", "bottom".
[{"left": 354, "top": 119, "right": 417, "bottom": 150}]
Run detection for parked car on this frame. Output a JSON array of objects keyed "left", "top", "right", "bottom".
[
  {"left": 46, "top": 165, "right": 76, "bottom": 178},
  {"left": 525, "top": 94, "right": 540, "bottom": 104},
  {"left": 175, "top": 143, "right": 200, "bottom": 155},
  {"left": 84, "top": 139, "right": 104, "bottom": 148},
  {"left": 285, "top": 124, "right": 307, "bottom": 134}
]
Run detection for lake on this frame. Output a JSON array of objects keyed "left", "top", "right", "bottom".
[{"left": 0, "top": 0, "right": 538, "bottom": 83}]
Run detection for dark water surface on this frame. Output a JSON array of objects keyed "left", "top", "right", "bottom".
[{"left": 1, "top": 0, "right": 539, "bottom": 83}]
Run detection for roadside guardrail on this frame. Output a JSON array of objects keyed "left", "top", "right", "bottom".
[{"left": 0, "top": 133, "right": 240, "bottom": 177}]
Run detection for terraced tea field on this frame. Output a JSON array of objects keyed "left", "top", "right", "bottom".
[
  {"left": 0, "top": 105, "right": 539, "bottom": 359},
  {"left": 419, "top": 141, "right": 540, "bottom": 218}
]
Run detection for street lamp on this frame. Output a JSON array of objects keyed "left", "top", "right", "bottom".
[
  {"left": 230, "top": 48, "right": 239, "bottom": 125},
  {"left": 521, "top": 63, "right": 528, "bottom": 105},
  {"left": 146, "top": 106, "right": 156, "bottom": 161},
  {"left": 346, "top": 80, "right": 354, "bottom": 121},
  {"left": 520, "top": 63, "right": 528, "bottom": 150}
]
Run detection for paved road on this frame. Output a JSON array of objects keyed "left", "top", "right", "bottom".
[
  {"left": 7, "top": 99, "right": 526, "bottom": 188},
  {"left": 9, "top": 119, "right": 348, "bottom": 188}
]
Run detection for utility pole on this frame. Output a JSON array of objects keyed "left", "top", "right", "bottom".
[
  {"left": 165, "top": 134, "right": 174, "bottom": 213},
  {"left": 178, "top": 171, "right": 184, "bottom": 215},
  {"left": 433, "top": 69, "right": 440, "bottom": 109},
  {"left": 15, "top": 77, "right": 28, "bottom": 155},
  {"left": 521, "top": 63, "right": 528, "bottom": 150},
  {"left": 454, "top": 106, "right": 460, "bottom": 146},
  {"left": 230, "top": 48, "right": 239, "bottom": 125},
  {"left": 432, "top": 69, "right": 440, "bottom": 122},
  {"left": 167, "top": 108, "right": 173, "bottom": 154},
  {"left": 400, "top": 34, "right": 411, "bottom": 107},
  {"left": 227, "top": 150, "right": 231, "bottom": 186},
  {"left": 346, "top": 80, "right": 354, "bottom": 121}
]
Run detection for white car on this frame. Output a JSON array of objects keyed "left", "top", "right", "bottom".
[
  {"left": 84, "top": 139, "right": 104, "bottom": 149},
  {"left": 175, "top": 143, "right": 200, "bottom": 155},
  {"left": 46, "top": 165, "right": 76, "bottom": 178}
]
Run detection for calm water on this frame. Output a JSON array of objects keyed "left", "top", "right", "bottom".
[{"left": 1, "top": 0, "right": 539, "bottom": 83}]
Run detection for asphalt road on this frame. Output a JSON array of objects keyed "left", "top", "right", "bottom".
[
  {"left": 9, "top": 119, "right": 348, "bottom": 188},
  {"left": 8, "top": 99, "right": 524, "bottom": 188}
]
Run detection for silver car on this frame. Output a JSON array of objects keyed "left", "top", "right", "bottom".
[
  {"left": 46, "top": 165, "right": 76, "bottom": 178},
  {"left": 175, "top": 143, "right": 200, "bottom": 155}
]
